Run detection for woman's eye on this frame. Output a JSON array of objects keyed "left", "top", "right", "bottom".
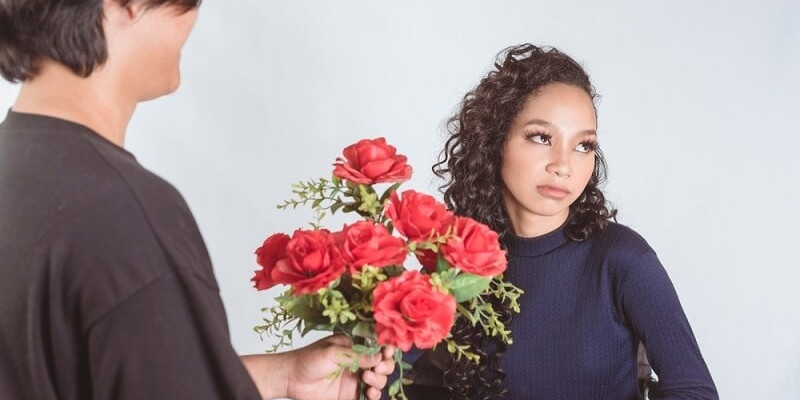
[
  {"left": 527, "top": 133, "right": 551, "bottom": 145},
  {"left": 575, "top": 141, "right": 597, "bottom": 153}
]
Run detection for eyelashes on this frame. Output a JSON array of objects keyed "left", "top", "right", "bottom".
[
  {"left": 524, "top": 131, "right": 598, "bottom": 153},
  {"left": 524, "top": 132, "right": 552, "bottom": 145},
  {"left": 575, "top": 141, "right": 598, "bottom": 153}
]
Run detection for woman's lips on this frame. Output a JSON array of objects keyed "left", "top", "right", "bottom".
[{"left": 536, "top": 184, "right": 570, "bottom": 200}]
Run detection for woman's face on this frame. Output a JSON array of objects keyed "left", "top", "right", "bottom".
[{"left": 501, "top": 83, "right": 597, "bottom": 238}]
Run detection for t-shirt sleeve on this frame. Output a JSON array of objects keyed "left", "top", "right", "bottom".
[
  {"left": 618, "top": 249, "right": 718, "bottom": 400},
  {"left": 86, "top": 272, "right": 262, "bottom": 400}
]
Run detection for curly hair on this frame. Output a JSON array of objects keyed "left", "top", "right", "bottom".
[{"left": 427, "top": 43, "right": 616, "bottom": 399}]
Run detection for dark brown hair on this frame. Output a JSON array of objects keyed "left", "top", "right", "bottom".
[
  {"left": 0, "top": 0, "right": 201, "bottom": 82},
  {"left": 431, "top": 43, "right": 616, "bottom": 399}
]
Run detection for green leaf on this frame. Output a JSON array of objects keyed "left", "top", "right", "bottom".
[
  {"left": 388, "top": 381, "right": 400, "bottom": 397},
  {"left": 351, "top": 344, "right": 380, "bottom": 355},
  {"left": 450, "top": 273, "right": 492, "bottom": 302},
  {"left": 287, "top": 297, "right": 328, "bottom": 325},
  {"left": 330, "top": 201, "right": 346, "bottom": 214},
  {"left": 436, "top": 252, "right": 451, "bottom": 273},
  {"left": 351, "top": 321, "right": 377, "bottom": 341},
  {"left": 380, "top": 182, "right": 403, "bottom": 203},
  {"left": 301, "top": 322, "right": 315, "bottom": 336},
  {"left": 301, "top": 323, "right": 335, "bottom": 336}
]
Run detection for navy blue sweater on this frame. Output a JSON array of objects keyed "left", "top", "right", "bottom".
[{"left": 499, "top": 222, "right": 717, "bottom": 399}]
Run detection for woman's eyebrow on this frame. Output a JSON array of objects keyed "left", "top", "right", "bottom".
[{"left": 523, "top": 119, "right": 597, "bottom": 137}]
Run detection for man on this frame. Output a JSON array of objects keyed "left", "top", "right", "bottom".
[{"left": 0, "top": 1, "right": 394, "bottom": 399}]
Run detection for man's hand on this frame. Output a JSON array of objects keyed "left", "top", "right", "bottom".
[
  {"left": 285, "top": 335, "right": 395, "bottom": 400},
  {"left": 242, "top": 335, "right": 396, "bottom": 400}
]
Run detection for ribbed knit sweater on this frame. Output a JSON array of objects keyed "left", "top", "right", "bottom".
[{"left": 499, "top": 222, "right": 717, "bottom": 399}]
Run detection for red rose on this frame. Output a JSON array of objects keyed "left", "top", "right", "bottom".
[
  {"left": 272, "top": 229, "right": 346, "bottom": 294},
  {"left": 441, "top": 217, "right": 507, "bottom": 277},
  {"left": 333, "top": 137, "right": 413, "bottom": 184},
  {"left": 252, "top": 233, "right": 291, "bottom": 291},
  {"left": 384, "top": 190, "right": 453, "bottom": 242},
  {"left": 373, "top": 270, "right": 456, "bottom": 352},
  {"left": 340, "top": 220, "right": 408, "bottom": 273},
  {"left": 415, "top": 249, "right": 438, "bottom": 273}
]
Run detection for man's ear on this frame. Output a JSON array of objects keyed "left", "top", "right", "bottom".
[{"left": 103, "top": 0, "right": 149, "bottom": 27}]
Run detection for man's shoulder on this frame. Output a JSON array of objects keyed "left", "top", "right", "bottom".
[
  {"left": 1, "top": 113, "right": 193, "bottom": 305},
  {"left": 1, "top": 111, "right": 182, "bottom": 197},
  {"left": 1, "top": 112, "right": 216, "bottom": 321}
]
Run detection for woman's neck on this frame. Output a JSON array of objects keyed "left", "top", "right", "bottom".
[{"left": 507, "top": 209, "right": 569, "bottom": 238}]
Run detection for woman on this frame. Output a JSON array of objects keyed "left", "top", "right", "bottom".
[{"left": 406, "top": 44, "right": 718, "bottom": 400}]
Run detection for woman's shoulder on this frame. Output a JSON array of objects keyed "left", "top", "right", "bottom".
[
  {"left": 592, "top": 222, "right": 661, "bottom": 272},
  {"left": 596, "top": 222, "right": 654, "bottom": 253}
]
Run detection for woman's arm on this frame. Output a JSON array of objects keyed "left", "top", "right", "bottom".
[{"left": 619, "top": 250, "right": 718, "bottom": 400}]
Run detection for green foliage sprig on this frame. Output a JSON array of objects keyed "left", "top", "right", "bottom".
[{"left": 255, "top": 140, "right": 524, "bottom": 400}]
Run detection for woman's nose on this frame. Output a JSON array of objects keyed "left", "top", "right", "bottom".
[{"left": 545, "top": 150, "right": 572, "bottom": 179}]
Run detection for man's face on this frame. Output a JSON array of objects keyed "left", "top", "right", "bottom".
[{"left": 104, "top": 3, "right": 199, "bottom": 101}]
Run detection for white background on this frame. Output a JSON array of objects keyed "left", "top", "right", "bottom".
[{"left": 2, "top": 1, "right": 798, "bottom": 399}]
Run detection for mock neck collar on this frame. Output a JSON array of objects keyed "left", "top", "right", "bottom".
[{"left": 505, "top": 223, "right": 570, "bottom": 257}]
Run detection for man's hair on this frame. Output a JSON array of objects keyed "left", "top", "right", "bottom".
[{"left": 0, "top": 0, "right": 201, "bottom": 83}]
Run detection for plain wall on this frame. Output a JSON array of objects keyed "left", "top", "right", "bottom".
[{"left": 2, "top": 1, "right": 798, "bottom": 399}]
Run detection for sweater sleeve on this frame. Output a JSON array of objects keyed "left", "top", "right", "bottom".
[{"left": 617, "top": 249, "right": 718, "bottom": 400}]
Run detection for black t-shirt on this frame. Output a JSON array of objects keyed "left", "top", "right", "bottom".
[{"left": 0, "top": 110, "right": 262, "bottom": 400}]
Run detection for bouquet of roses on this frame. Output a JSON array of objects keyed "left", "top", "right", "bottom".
[{"left": 251, "top": 138, "right": 522, "bottom": 400}]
